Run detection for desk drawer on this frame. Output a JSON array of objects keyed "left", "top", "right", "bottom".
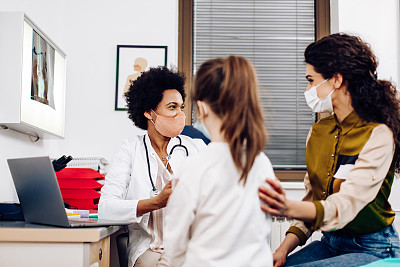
[{"left": 90, "top": 236, "right": 110, "bottom": 267}]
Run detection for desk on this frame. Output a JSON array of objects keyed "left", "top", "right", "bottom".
[{"left": 0, "top": 221, "right": 123, "bottom": 267}]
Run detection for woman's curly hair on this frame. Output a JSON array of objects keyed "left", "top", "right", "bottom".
[
  {"left": 305, "top": 33, "right": 400, "bottom": 171},
  {"left": 125, "top": 66, "right": 186, "bottom": 130}
]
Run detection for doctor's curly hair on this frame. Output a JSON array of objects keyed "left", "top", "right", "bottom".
[{"left": 124, "top": 66, "right": 186, "bottom": 130}]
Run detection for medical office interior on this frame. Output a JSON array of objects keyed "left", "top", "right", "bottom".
[{"left": 0, "top": 0, "right": 400, "bottom": 266}]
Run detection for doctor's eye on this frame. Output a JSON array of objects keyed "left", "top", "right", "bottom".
[{"left": 180, "top": 105, "right": 185, "bottom": 110}]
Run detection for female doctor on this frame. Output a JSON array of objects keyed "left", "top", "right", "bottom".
[{"left": 98, "top": 66, "right": 206, "bottom": 267}]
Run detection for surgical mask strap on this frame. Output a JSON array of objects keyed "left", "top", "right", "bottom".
[
  {"left": 327, "top": 87, "right": 336, "bottom": 97},
  {"left": 200, "top": 101, "right": 208, "bottom": 117},
  {"left": 150, "top": 109, "right": 157, "bottom": 125},
  {"left": 315, "top": 79, "right": 328, "bottom": 88}
]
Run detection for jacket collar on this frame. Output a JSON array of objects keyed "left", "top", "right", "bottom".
[
  {"left": 331, "top": 111, "right": 363, "bottom": 135},
  {"left": 144, "top": 133, "right": 179, "bottom": 156}
]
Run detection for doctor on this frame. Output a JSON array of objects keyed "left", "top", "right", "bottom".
[{"left": 98, "top": 66, "right": 206, "bottom": 267}]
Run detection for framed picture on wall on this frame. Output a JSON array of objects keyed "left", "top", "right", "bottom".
[{"left": 115, "top": 45, "right": 168, "bottom": 111}]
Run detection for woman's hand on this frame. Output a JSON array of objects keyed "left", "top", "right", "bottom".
[
  {"left": 272, "top": 233, "right": 301, "bottom": 267},
  {"left": 154, "top": 180, "right": 173, "bottom": 209},
  {"left": 273, "top": 248, "right": 288, "bottom": 267},
  {"left": 259, "top": 179, "right": 317, "bottom": 222},
  {"left": 259, "top": 178, "right": 289, "bottom": 217}
]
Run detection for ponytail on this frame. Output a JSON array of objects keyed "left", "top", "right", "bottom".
[{"left": 194, "top": 56, "right": 266, "bottom": 183}]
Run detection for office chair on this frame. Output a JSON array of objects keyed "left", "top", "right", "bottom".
[
  {"left": 181, "top": 125, "right": 210, "bottom": 144},
  {"left": 116, "top": 231, "right": 129, "bottom": 267}
]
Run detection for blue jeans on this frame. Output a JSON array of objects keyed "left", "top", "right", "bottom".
[{"left": 285, "top": 224, "right": 400, "bottom": 267}]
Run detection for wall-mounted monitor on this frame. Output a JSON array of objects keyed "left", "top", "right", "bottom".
[{"left": 0, "top": 12, "right": 66, "bottom": 138}]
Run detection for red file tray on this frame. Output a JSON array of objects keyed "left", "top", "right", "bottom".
[
  {"left": 57, "top": 179, "right": 103, "bottom": 190},
  {"left": 60, "top": 189, "right": 101, "bottom": 199},
  {"left": 55, "top": 168, "right": 105, "bottom": 210},
  {"left": 60, "top": 189, "right": 101, "bottom": 210},
  {"left": 56, "top": 168, "right": 105, "bottom": 180},
  {"left": 64, "top": 199, "right": 99, "bottom": 210}
]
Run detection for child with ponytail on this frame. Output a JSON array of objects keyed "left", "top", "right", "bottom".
[{"left": 157, "top": 55, "right": 274, "bottom": 267}]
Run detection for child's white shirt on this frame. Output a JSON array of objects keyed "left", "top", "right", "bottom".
[{"left": 158, "top": 142, "right": 274, "bottom": 267}]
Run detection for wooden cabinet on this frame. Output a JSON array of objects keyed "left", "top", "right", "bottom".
[
  {"left": 90, "top": 236, "right": 110, "bottom": 267},
  {"left": 0, "top": 222, "right": 122, "bottom": 267}
]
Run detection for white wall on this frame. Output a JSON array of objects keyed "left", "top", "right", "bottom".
[
  {"left": 0, "top": 0, "right": 178, "bottom": 202},
  {"left": 331, "top": 0, "right": 399, "bottom": 85},
  {"left": 331, "top": 0, "right": 400, "bottom": 211}
]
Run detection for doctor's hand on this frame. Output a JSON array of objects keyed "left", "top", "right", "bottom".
[
  {"left": 258, "top": 178, "right": 289, "bottom": 217},
  {"left": 154, "top": 180, "right": 173, "bottom": 209}
]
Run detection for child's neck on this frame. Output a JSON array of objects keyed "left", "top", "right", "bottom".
[{"left": 207, "top": 116, "right": 225, "bottom": 142}]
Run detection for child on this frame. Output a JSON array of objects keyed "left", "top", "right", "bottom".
[{"left": 157, "top": 55, "right": 274, "bottom": 267}]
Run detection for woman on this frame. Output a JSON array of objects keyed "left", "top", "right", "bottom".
[
  {"left": 259, "top": 33, "right": 400, "bottom": 266},
  {"left": 98, "top": 66, "right": 206, "bottom": 267},
  {"left": 158, "top": 56, "right": 274, "bottom": 267}
]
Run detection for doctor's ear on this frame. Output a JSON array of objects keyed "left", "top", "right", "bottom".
[{"left": 144, "top": 111, "right": 152, "bottom": 120}]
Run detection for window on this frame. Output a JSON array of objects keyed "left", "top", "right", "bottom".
[{"left": 192, "top": 0, "right": 315, "bottom": 168}]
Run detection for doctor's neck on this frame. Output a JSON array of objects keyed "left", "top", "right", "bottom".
[{"left": 147, "top": 124, "right": 170, "bottom": 153}]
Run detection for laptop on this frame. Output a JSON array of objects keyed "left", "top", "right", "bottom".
[{"left": 7, "top": 156, "right": 131, "bottom": 228}]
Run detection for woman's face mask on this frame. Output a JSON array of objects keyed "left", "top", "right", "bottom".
[
  {"left": 151, "top": 110, "right": 186, "bottom": 138},
  {"left": 304, "top": 79, "right": 335, "bottom": 113}
]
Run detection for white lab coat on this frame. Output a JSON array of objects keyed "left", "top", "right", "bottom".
[
  {"left": 98, "top": 134, "right": 206, "bottom": 267},
  {"left": 158, "top": 142, "right": 274, "bottom": 267}
]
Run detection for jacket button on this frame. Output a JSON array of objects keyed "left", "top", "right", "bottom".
[{"left": 331, "top": 154, "right": 334, "bottom": 157}]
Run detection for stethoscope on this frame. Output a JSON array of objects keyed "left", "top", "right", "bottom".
[{"left": 143, "top": 135, "right": 189, "bottom": 197}]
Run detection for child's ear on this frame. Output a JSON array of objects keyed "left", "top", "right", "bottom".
[
  {"left": 197, "top": 101, "right": 209, "bottom": 118},
  {"left": 197, "top": 101, "right": 204, "bottom": 118}
]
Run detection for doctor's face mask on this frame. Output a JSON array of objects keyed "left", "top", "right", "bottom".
[
  {"left": 304, "top": 79, "right": 335, "bottom": 113},
  {"left": 151, "top": 110, "right": 186, "bottom": 138}
]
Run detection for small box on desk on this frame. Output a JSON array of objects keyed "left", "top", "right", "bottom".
[
  {"left": 55, "top": 168, "right": 105, "bottom": 210},
  {"left": 0, "top": 203, "right": 24, "bottom": 221}
]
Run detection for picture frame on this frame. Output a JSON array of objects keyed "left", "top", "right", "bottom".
[{"left": 115, "top": 45, "right": 168, "bottom": 110}]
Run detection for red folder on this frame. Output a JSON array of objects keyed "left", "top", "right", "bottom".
[
  {"left": 57, "top": 179, "right": 103, "bottom": 189},
  {"left": 60, "top": 189, "right": 101, "bottom": 199},
  {"left": 56, "top": 168, "right": 105, "bottom": 180},
  {"left": 64, "top": 199, "right": 99, "bottom": 210}
]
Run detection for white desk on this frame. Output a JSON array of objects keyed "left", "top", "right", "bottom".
[{"left": 0, "top": 221, "right": 123, "bottom": 267}]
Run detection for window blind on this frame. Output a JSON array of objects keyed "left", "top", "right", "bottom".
[{"left": 193, "top": 0, "right": 315, "bottom": 168}]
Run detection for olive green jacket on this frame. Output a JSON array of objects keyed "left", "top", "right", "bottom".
[{"left": 287, "top": 111, "right": 396, "bottom": 245}]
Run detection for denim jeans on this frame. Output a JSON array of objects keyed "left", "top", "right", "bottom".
[{"left": 285, "top": 224, "right": 400, "bottom": 267}]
